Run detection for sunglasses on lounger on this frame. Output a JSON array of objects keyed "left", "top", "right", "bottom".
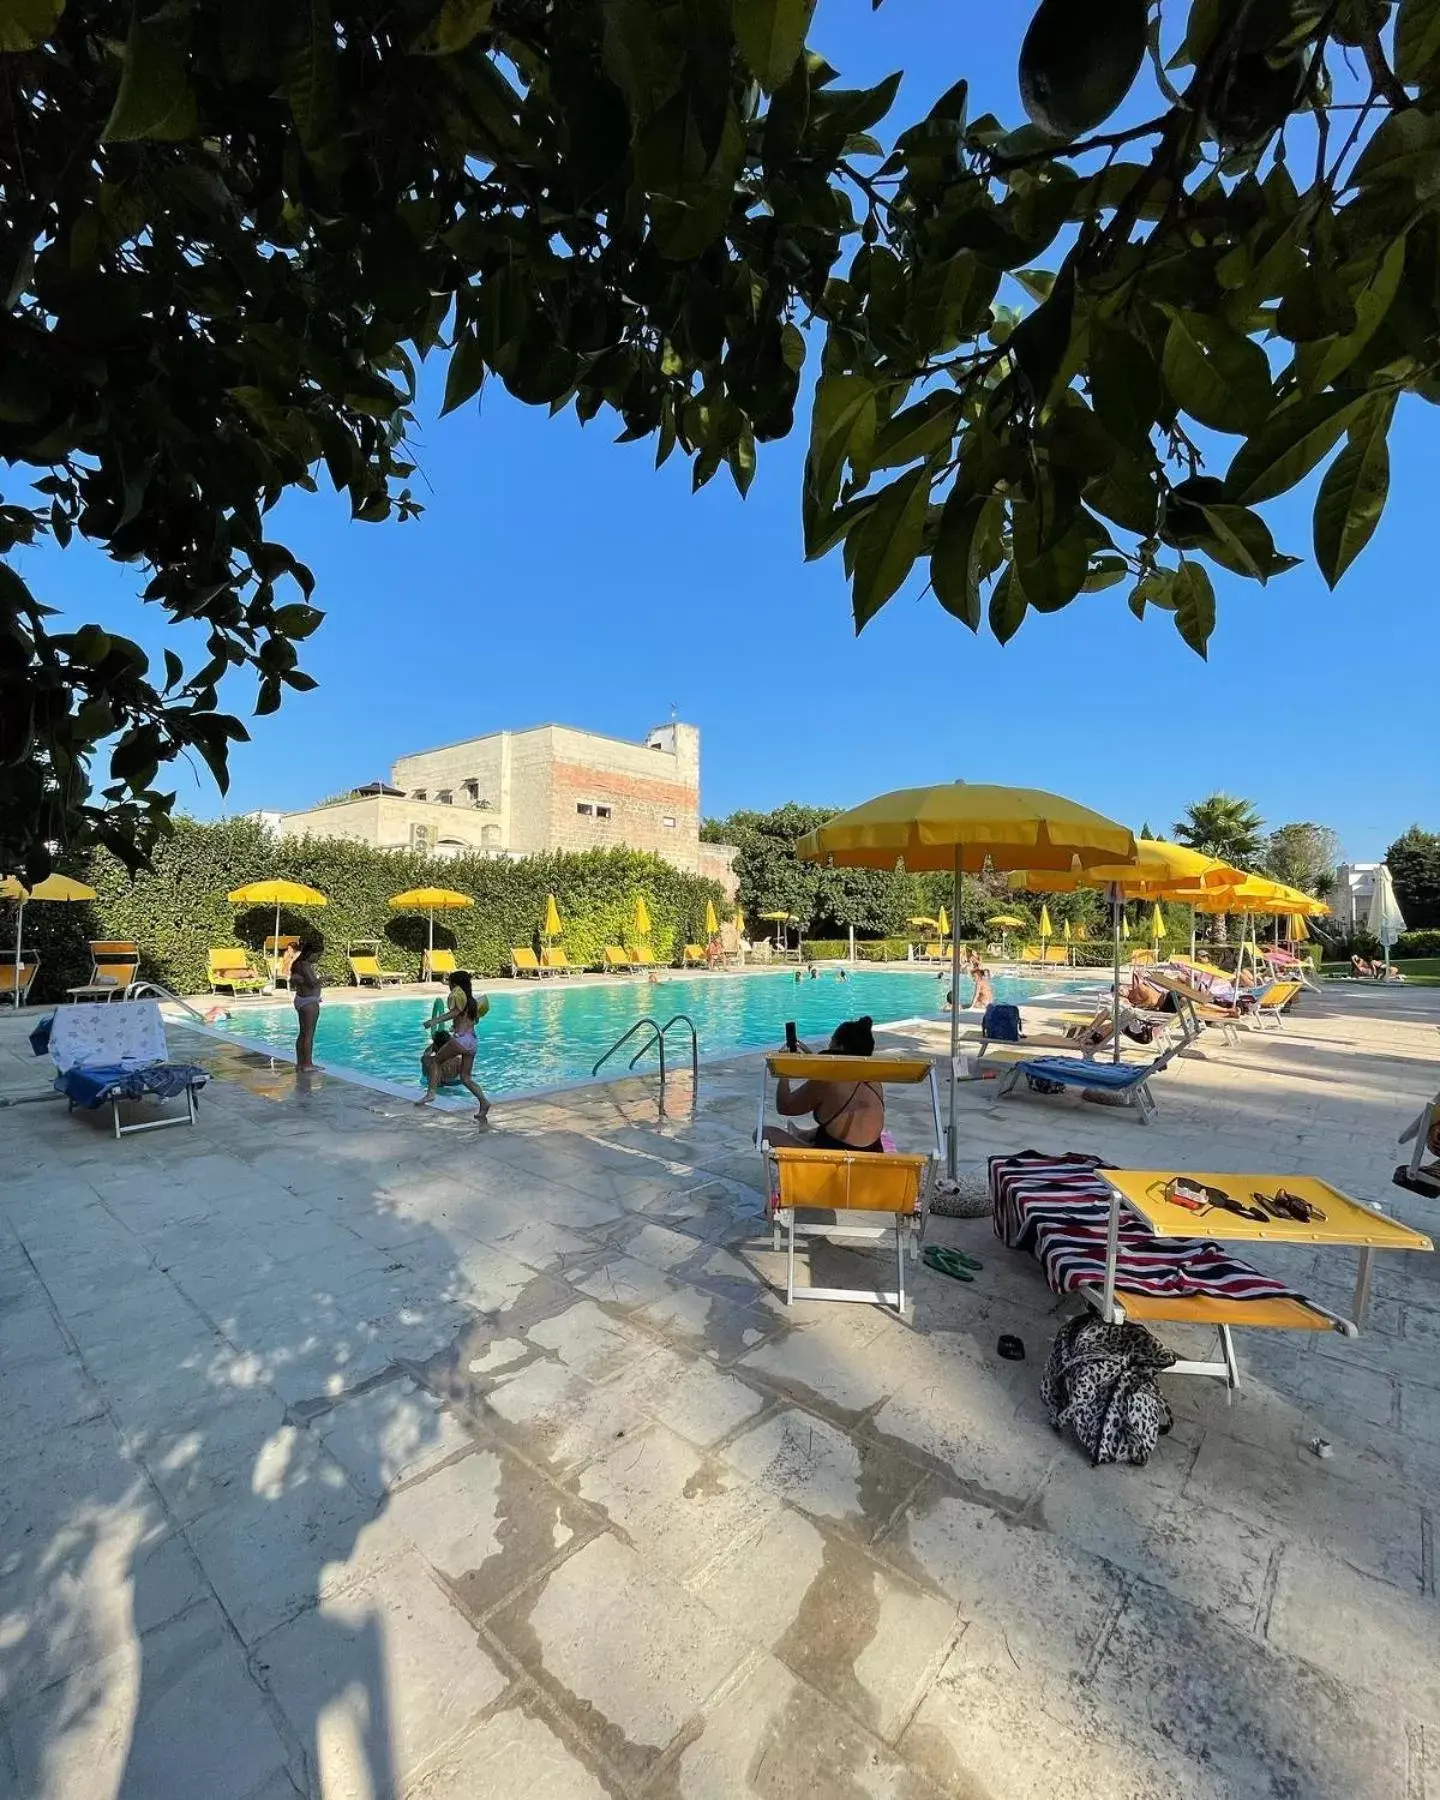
[{"left": 1253, "top": 1188, "right": 1327, "bottom": 1224}]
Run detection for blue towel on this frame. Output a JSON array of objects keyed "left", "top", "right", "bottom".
[
  {"left": 1017, "top": 1057, "right": 1147, "bottom": 1091},
  {"left": 58, "top": 1063, "right": 209, "bottom": 1110}
]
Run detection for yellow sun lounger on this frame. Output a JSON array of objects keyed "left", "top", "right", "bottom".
[
  {"left": 682, "top": 944, "right": 707, "bottom": 967},
  {"left": 757, "top": 1054, "right": 943, "bottom": 1313},
  {"left": 423, "top": 947, "right": 458, "bottom": 982},
  {"left": 1246, "top": 979, "right": 1302, "bottom": 1030},
  {"left": 510, "top": 948, "right": 542, "bottom": 977},
  {"left": 67, "top": 940, "right": 141, "bottom": 1002},
  {"left": 540, "top": 948, "right": 580, "bottom": 976},
  {"left": 348, "top": 951, "right": 405, "bottom": 986},
  {"left": 0, "top": 953, "right": 40, "bottom": 1006},
  {"left": 601, "top": 946, "right": 633, "bottom": 971},
  {"left": 207, "top": 948, "right": 267, "bottom": 995},
  {"left": 629, "top": 946, "right": 656, "bottom": 969}
]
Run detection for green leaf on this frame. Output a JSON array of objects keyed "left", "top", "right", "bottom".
[
  {"left": 441, "top": 329, "right": 486, "bottom": 415},
  {"left": 1353, "top": 109, "right": 1440, "bottom": 195},
  {"left": 102, "top": 4, "right": 197, "bottom": 143},
  {"left": 1172, "top": 561, "right": 1216, "bottom": 658},
  {"left": 1396, "top": 0, "right": 1440, "bottom": 85},
  {"left": 733, "top": 0, "right": 815, "bottom": 92},
  {"left": 1007, "top": 270, "right": 1074, "bottom": 405},
  {"left": 1090, "top": 323, "right": 1160, "bottom": 448},
  {"left": 283, "top": 0, "right": 339, "bottom": 153},
  {"left": 931, "top": 491, "right": 989, "bottom": 629},
  {"left": 988, "top": 566, "right": 1027, "bottom": 644},
  {"left": 806, "top": 372, "right": 877, "bottom": 508},
  {"left": 1197, "top": 503, "right": 1297, "bottom": 583},
  {"left": 906, "top": 253, "right": 982, "bottom": 354},
  {"left": 0, "top": 0, "right": 64, "bottom": 53},
  {"left": 780, "top": 323, "right": 806, "bottom": 372},
  {"left": 1162, "top": 312, "right": 1271, "bottom": 434},
  {"left": 849, "top": 468, "right": 930, "bottom": 631},
  {"left": 1083, "top": 555, "right": 1129, "bottom": 592},
  {"left": 1225, "top": 393, "right": 1371, "bottom": 503},
  {"left": 1313, "top": 395, "right": 1395, "bottom": 587},
  {"left": 409, "top": 0, "right": 493, "bottom": 55},
  {"left": 1012, "top": 505, "right": 1089, "bottom": 612},
  {"left": 1302, "top": 236, "right": 1408, "bottom": 392},
  {"left": 869, "top": 392, "right": 961, "bottom": 470}
]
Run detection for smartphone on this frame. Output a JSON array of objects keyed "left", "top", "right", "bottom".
[{"left": 784, "top": 1021, "right": 798, "bottom": 1052}]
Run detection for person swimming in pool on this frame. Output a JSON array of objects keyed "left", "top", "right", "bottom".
[
  {"left": 290, "top": 937, "right": 323, "bottom": 1071},
  {"left": 761, "top": 1016, "right": 885, "bottom": 1153}
]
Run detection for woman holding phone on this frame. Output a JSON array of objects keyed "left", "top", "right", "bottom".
[{"left": 762, "top": 1016, "right": 885, "bottom": 1153}]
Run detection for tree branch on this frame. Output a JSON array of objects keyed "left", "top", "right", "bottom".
[{"left": 1361, "top": 32, "right": 1409, "bottom": 109}]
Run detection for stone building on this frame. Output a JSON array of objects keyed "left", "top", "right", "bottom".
[{"left": 272, "top": 721, "right": 738, "bottom": 898}]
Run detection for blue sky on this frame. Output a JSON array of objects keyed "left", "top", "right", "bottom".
[{"left": 22, "top": 2, "right": 1438, "bottom": 864}]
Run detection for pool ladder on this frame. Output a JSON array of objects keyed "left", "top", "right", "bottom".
[{"left": 592, "top": 1013, "right": 699, "bottom": 1092}]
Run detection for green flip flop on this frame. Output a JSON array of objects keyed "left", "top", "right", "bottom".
[{"left": 923, "top": 1244, "right": 982, "bottom": 1283}]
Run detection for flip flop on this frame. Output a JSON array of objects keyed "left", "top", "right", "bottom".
[{"left": 923, "top": 1245, "right": 982, "bottom": 1283}]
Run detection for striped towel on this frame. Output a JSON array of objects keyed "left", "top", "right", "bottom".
[{"left": 988, "top": 1151, "right": 1302, "bottom": 1305}]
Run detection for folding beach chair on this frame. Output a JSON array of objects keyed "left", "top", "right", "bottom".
[
  {"left": 994, "top": 1034, "right": 1189, "bottom": 1124},
  {"left": 1246, "top": 979, "right": 1302, "bottom": 1031},
  {"left": 41, "top": 999, "right": 209, "bottom": 1139},
  {"left": 207, "top": 948, "right": 267, "bottom": 995},
  {"left": 540, "top": 948, "right": 580, "bottom": 976},
  {"left": 757, "top": 1054, "right": 943, "bottom": 1313},
  {"left": 67, "top": 940, "right": 141, "bottom": 1002},
  {"left": 422, "top": 947, "right": 458, "bottom": 983},
  {"left": 510, "top": 947, "right": 543, "bottom": 977},
  {"left": 601, "top": 946, "right": 632, "bottom": 971},
  {"left": 347, "top": 949, "right": 405, "bottom": 986}
]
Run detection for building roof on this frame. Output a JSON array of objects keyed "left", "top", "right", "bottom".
[{"left": 390, "top": 720, "right": 697, "bottom": 763}]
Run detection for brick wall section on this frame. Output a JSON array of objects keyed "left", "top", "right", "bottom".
[{"left": 549, "top": 759, "right": 698, "bottom": 866}]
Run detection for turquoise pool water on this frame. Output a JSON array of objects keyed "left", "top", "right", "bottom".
[{"left": 208, "top": 967, "right": 1070, "bottom": 1098}]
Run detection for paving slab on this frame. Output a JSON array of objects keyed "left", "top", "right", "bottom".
[
  {"left": 408, "top": 1703, "right": 614, "bottom": 1799},
  {"left": 316, "top": 1379, "right": 475, "bottom": 1501},
  {"left": 717, "top": 1407, "right": 927, "bottom": 1538}
]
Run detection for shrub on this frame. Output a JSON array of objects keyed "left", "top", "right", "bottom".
[
  {"left": 1397, "top": 929, "right": 1440, "bottom": 959},
  {"left": 21, "top": 818, "right": 723, "bottom": 1001}
]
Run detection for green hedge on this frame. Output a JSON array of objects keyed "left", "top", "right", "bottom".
[
  {"left": 21, "top": 818, "right": 724, "bottom": 1000},
  {"left": 1397, "top": 929, "right": 1440, "bottom": 958}
]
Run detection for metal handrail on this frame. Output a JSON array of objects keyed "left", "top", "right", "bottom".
[
  {"left": 124, "top": 980, "right": 208, "bottom": 1024},
  {"left": 592, "top": 1012, "right": 699, "bottom": 1085}
]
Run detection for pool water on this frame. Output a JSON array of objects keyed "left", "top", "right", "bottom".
[{"left": 208, "top": 966, "right": 1071, "bottom": 1099}]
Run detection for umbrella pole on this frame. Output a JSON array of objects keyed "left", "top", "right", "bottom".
[
  {"left": 274, "top": 901, "right": 281, "bottom": 984},
  {"left": 1112, "top": 889, "right": 1122, "bottom": 1063},
  {"left": 948, "top": 846, "right": 962, "bottom": 1180},
  {"left": 13, "top": 898, "right": 23, "bottom": 1009}
]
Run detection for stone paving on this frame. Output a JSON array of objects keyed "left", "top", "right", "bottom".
[{"left": 1, "top": 978, "right": 1438, "bottom": 1798}]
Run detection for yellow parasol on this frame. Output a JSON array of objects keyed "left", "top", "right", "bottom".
[
  {"left": 2, "top": 874, "right": 98, "bottom": 1006},
  {"left": 388, "top": 886, "right": 473, "bottom": 961},
  {"left": 986, "top": 914, "right": 1026, "bottom": 929},
  {"left": 228, "top": 879, "right": 328, "bottom": 975},
  {"left": 1121, "top": 914, "right": 1131, "bottom": 941},
  {"left": 797, "top": 782, "right": 1137, "bottom": 1176},
  {"left": 1290, "top": 911, "right": 1310, "bottom": 942},
  {"left": 908, "top": 916, "right": 941, "bottom": 930},
  {"left": 543, "top": 894, "right": 564, "bottom": 939},
  {"left": 1038, "top": 904, "right": 1054, "bottom": 940},
  {"left": 704, "top": 899, "right": 719, "bottom": 937},
  {"left": 1150, "top": 902, "right": 1166, "bottom": 941},
  {"left": 1061, "top": 919, "right": 1072, "bottom": 941},
  {"left": 733, "top": 906, "right": 746, "bottom": 935},
  {"left": 633, "top": 895, "right": 652, "bottom": 938},
  {"left": 937, "top": 905, "right": 951, "bottom": 937}
]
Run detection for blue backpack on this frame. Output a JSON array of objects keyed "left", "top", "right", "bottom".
[{"left": 983, "top": 1002, "right": 1021, "bottom": 1041}]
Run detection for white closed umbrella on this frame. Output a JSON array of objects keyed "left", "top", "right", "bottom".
[{"left": 1367, "top": 864, "right": 1407, "bottom": 976}]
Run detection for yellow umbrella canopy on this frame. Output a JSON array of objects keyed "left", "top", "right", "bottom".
[
  {"left": 1038, "top": 904, "right": 1054, "bottom": 938},
  {"left": 733, "top": 906, "right": 746, "bottom": 934},
  {"left": 3, "top": 873, "right": 98, "bottom": 1006},
  {"left": 908, "top": 916, "right": 941, "bottom": 930},
  {"left": 704, "top": 899, "right": 720, "bottom": 936},
  {"left": 1061, "top": 918, "right": 1072, "bottom": 941},
  {"left": 543, "top": 894, "right": 564, "bottom": 938},
  {"left": 797, "top": 783, "right": 1135, "bottom": 1180},
  {"left": 759, "top": 910, "right": 797, "bottom": 920},
  {"left": 1121, "top": 914, "right": 1131, "bottom": 940},
  {"left": 1010, "top": 840, "right": 1243, "bottom": 897},
  {"left": 986, "top": 914, "right": 1026, "bottom": 929},
  {"left": 1150, "top": 902, "right": 1166, "bottom": 939},
  {"left": 795, "top": 783, "right": 1135, "bottom": 873},
  {"left": 388, "top": 886, "right": 474, "bottom": 958},
  {"left": 1290, "top": 911, "right": 1311, "bottom": 942},
  {"left": 937, "top": 906, "right": 951, "bottom": 936},
  {"left": 227, "top": 878, "right": 328, "bottom": 968},
  {"left": 633, "top": 895, "right": 653, "bottom": 938}
]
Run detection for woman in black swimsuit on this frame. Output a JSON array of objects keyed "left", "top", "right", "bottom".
[{"left": 763, "top": 1016, "right": 886, "bottom": 1152}]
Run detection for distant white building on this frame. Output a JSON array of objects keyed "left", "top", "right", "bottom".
[
  {"left": 244, "top": 810, "right": 285, "bottom": 835},
  {"left": 1332, "top": 863, "right": 1381, "bottom": 931}
]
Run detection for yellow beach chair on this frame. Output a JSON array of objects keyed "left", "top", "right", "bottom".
[
  {"left": 67, "top": 940, "right": 141, "bottom": 1002},
  {"left": 757, "top": 1054, "right": 944, "bottom": 1313},
  {"left": 207, "top": 948, "right": 267, "bottom": 995},
  {"left": 1247, "top": 979, "right": 1302, "bottom": 1030},
  {"left": 0, "top": 952, "right": 40, "bottom": 1006},
  {"left": 510, "top": 947, "right": 542, "bottom": 977},
  {"left": 422, "top": 947, "right": 458, "bottom": 983},
  {"left": 630, "top": 946, "right": 656, "bottom": 969},
  {"left": 348, "top": 950, "right": 405, "bottom": 986},
  {"left": 601, "top": 946, "right": 632, "bottom": 971},
  {"left": 682, "top": 944, "right": 707, "bottom": 967},
  {"left": 540, "top": 948, "right": 580, "bottom": 977}
]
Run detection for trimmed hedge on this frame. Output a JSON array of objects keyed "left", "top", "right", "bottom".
[
  {"left": 22, "top": 818, "right": 724, "bottom": 1001},
  {"left": 1397, "top": 929, "right": 1440, "bottom": 958}
]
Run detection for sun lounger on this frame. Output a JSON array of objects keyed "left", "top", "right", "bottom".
[
  {"left": 348, "top": 951, "right": 405, "bottom": 986},
  {"left": 630, "top": 946, "right": 656, "bottom": 969},
  {"left": 262, "top": 934, "right": 301, "bottom": 986},
  {"left": 510, "top": 947, "right": 542, "bottom": 977},
  {"left": 994, "top": 1034, "right": 1188, "bottom": 1124},
  {"left": 757, "top": 1053, "right": 944, "bottom": 1312},
  {"left": 1245, "top": 979, "right": 1302, "bottom": 1030},
  {"left": 601, "top": 946, "right": 633, "bottom": 971},
  {"left": 422, "top": 947, "right": 458, "bottom": 982},
  {"left": 40, "top": 998, "right": 208, "bottom": 1138},
  {"left": 207, "top": 948, "right": 267, "bottom": 995},
  {"left": 540, "top": 948, "right": 580, "bottom": 977},
  {"left": 681, "top": 944, "right": 707, "bottom": 967},
  {"left": 0, "top": 952, "right": 40, "bottom": 1006},
  {"left": 921, "top": 941, "right": 945, "bottom": 964},
  {"left": 67, "top": 940, "right": 141, "bottom": 1002}
]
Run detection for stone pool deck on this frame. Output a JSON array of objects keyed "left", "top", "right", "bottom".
[{"left": 1, "top": 982, "right": 1438, "bottom": 1798}]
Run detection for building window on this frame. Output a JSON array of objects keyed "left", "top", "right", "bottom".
[
  {"left": 437, "top": 789, "right": 453, "bottom": 804},
  {"left": 576, "top": 802, "right": 594, "bottom": 816},
  {"left": 661, "top": 815, "right": 676, "bottom": 829},
  {"left": 410, "top": 789, "right": 427, "bottom": 801},
  {"left": 596, "top": 804, "right": 613, "bottom": 820},
  {"left": 463, "top": 779, "right": 479, "bottom": 800}
]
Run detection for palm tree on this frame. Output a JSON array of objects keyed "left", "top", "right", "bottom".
[{"left": 1173, "top": 794, "right": 1265, "bottom": 944}]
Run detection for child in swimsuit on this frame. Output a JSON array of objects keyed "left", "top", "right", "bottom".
[
  {"left": 418, "top": 974, "right": 491, "bottom": 1119},
  {"left": 290, "top": 938, "right": 323, "bottom": 1071}
]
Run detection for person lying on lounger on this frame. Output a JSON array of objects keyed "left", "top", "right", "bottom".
[
  {"left": 1352, "top": 955, "right": 1377, "bottom": 978},
  {"left": 762, "top": 1016, "right": 885, "bottom": 1153}
]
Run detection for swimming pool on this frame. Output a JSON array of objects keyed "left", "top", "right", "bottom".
[{"left": 207, "top": 967, "right": 1075, "bottom": 1100}]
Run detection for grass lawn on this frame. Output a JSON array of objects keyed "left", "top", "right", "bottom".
[{"left": 1322, "top": 958, "right": 1440, "bottom": 987}]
